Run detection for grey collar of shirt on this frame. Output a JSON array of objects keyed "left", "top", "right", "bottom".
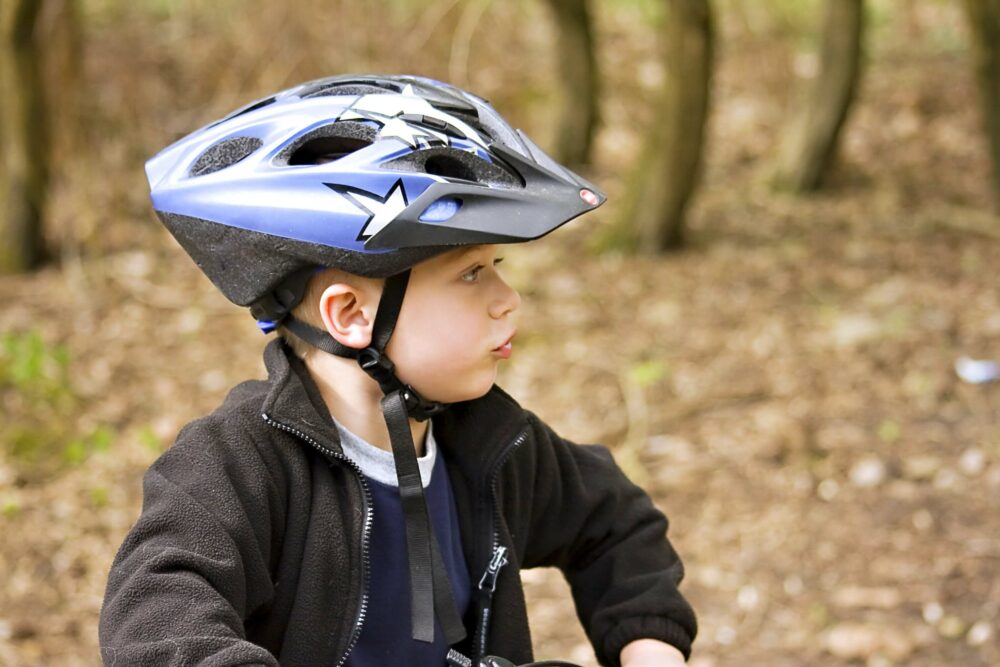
[{"left": 334, "top": 419, "right": 437, "bottom": 488}]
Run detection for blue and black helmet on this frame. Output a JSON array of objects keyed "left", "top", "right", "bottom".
[{"left": 146, "top": 74, "right": 606, "bottom": 328}]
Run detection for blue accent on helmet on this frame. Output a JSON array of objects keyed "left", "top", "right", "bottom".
[
  {"left": 152, "top": 166, "right": 438, "bottom": 253},
  {"left": 448, "top": 138, "right": 491, "bottom": 162},
  {"left": 256, "top": 319, "right": 278, "bottom": 334},
  {"left": 418, "top": 198, "right": 462, "bottom": 223}
]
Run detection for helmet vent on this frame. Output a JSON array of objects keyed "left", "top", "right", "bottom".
[
  {"left": 288, "top": 135, "right": 373, "bottom": 165},
  {"left": 383, "top": 147, "right": 522, "bottom": 188},
  {"left": 189, "top": 136, "right": 263, "bottom": 177},
  {"left": 301, "top": 83, "right": 391, "bottom": 98},
  {"left": 275, "top": 121, "right": 377, "bottom": 166},
  {"left": 425, "top": 154, "right": 478, "bottom": 183}
]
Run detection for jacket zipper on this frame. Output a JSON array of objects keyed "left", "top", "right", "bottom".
[
  {"left": 262, "top": 413, "right": 374, "bottom": 667},
  {"left": 473, "top": 428, "right": 528, "bottom": 659}
]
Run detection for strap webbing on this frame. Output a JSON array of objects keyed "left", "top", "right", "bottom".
[
  {"left": 280, "top": 270, "right": 409, "bottom": 359},
  {"left": 382, "top": 390, "right": 466, "bottom": 645},
  {"left": 283, "top": 317, "right": 359, "bottom": 358},
  {"left": 371, "top": 271, "right": 409, "bottom": 352},
  {"left": 431, "top": 523, "right": 468, "bottom": 645}
]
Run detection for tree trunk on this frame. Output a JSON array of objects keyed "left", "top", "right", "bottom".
[
  {"left": 43, "top": 0, "right": 83, "bottom": 143},
  {"left": 963, "top": 0, "right": 1000, "bottom": 211},
  {"left": 543, "top": 0, "right": 599, "bottom": 169},
  {"left": 0, "top": 0, "right": 49, "bottom": 274},
  {"left": 773, "top": 0, "right": 864, "bottom": 193},
  {"left": 622, "top": 0, "right": 713, "bottom": 252}
]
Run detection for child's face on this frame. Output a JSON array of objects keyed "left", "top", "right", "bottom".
[{"left": 386, "top": 244, "right": 520, "bottom": 404}]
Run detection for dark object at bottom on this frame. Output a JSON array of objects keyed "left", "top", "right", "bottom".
[{"left": 480, "top": 657, "right": 583, "bottom": 667}]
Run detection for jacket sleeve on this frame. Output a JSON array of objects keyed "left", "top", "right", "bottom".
[
  {"left": 513, "top": 414, "right": 697, "bottom": 666},
  {"left": 99, "top": 417, "right": 283, "bottom": 667}
]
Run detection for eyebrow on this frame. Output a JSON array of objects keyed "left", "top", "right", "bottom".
[{"left": 449, "top": 246, "right": 484, "bottom": 266}]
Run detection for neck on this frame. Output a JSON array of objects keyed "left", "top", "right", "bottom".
[{"left": 303, "top": 350, "right": 428, "bottom": 456}]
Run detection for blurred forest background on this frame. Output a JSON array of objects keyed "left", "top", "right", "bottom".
[{"left": 2, "top": 0, "right": 1000, "bottom": 665}]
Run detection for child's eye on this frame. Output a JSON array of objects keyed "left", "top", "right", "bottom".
[
  {"left": 461, "top": 265, "right": 484, "bottom": 283},
  {"left": 460, "top": 257, "right": 504, "bottom": 283}
]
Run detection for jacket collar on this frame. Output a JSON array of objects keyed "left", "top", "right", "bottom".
[
  {"left": 260, "top": 339, "right": 347, "bottom": 454},
  {"left": 259, "top": 339, "right": 529, "bottom": 472}
]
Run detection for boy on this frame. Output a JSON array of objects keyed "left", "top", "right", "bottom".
[{"left": 100, "top": 74, "right": 696, "bottom": 666}]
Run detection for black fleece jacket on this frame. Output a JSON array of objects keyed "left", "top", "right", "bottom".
[{"left": 100, "top": 340, "right": 696, "bottom": 666}]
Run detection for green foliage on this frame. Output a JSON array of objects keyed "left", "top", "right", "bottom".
[
  {"left": 961, "top": 248, "right": 982, "bottom": 275},
  {"left": 628, "top": 359, "right": 669, "bottom": 388},
  {"left": 138, "top": 424, "right": 163, "bottom": 452},
  {"left": 718, "top": 0, "right": 823, "bottom": 40},
  {"left": 877, "top": 419, "right": 901, "bottom": 443},
  {"left": 605, "top": 0, "right": 666, "bottom": 26},
  {"left": 755, "top": 0, "right": 822, "bottom": 31},
  {"left": 808, "top": 601, "right": 830, "bottom": 627},
  {"left": 64, "top": 425, "right": 114, "bottom": 465},
  {"left": 90, "top": 485, "right": 110, "bottom": 508},
  {"left": 589, "top": 221, "right": 639, "bottom": 256},
  {"left": 1, "top": 497, "right": 20, "bottom": 518},
  {"left": 866, "top": 0, "right": 894, "bottom": 33},
  {"left": 0, "top": 330, "right": 72, "bottom": 401},
  {"left": 0, "top": 330, "right": 114, "bottom": 477},
  {"left": 881, "top": 306, "right": 913, "bottom": 338}
]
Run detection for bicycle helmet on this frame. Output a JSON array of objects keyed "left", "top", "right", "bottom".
[
  {"left": 147, "top": 73, "right": 604, "bottom": 328},
  {"left": 146, "top": 74, "right": 606, "bottom": 655}
]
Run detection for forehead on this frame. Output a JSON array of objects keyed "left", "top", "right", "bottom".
[
  {"left": 405, "top": 246, "right": 497, "bottom": 295},
  {"left": 424, "top": 245, "right": 490, "bottom": 270}
]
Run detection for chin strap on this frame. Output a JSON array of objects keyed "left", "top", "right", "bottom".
[
  {"left": 383, "top": 390, "right": 467, "bottom": 644},
  {"left": 281, "top": 272, "right": 447, "bottom": 420},
  {"left": 282, "top": 271, "right": 463, "bottom": 646}
]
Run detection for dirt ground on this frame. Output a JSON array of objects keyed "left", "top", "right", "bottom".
[{"left": 2, "top": 3, "right": 999, "bottom": 666}]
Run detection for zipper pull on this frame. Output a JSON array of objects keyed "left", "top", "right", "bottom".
[
  {"left": 446, "top": 648, "right": 473, "bottom": 667},
  {"left": 478, "top": 545, "right": 509, "bottom": 593}
]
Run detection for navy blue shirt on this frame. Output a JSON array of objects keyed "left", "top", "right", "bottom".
[{"left": 343, "top": 435, "right": 471, "bottom": 666}]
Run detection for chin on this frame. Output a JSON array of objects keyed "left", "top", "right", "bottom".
[
  {"left": 430, "top": 383, "right": 494, "bottom": 405},
  {"left": 418, "top": 369, "right": 497, "bottom": 405}
]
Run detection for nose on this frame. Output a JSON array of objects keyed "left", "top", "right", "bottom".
[{"left": 489, "top": 275, "right": 520, "bottom": 320}]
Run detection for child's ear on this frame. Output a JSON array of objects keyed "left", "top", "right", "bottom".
[{"left": 318, "top": 282, "right": 377, "bottom": 349}]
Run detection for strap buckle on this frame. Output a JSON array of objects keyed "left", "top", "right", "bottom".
[
  {"left": 402, "top": 385, "right": 449, "bottom": 420},
  {"left": 357, "top": 347, "right": 398, "bottom": 387}
]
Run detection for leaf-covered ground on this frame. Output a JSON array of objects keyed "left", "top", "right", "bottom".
[{"left": 1, "top": 3, "right": 998, "bottom": 666}]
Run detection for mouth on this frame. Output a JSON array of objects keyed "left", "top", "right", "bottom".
[{"left": 492, "top": 331, "right": 516, "bottom": 359}]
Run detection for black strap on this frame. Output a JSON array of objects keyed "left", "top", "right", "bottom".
[
  {"left": 382, "top": 390, "right": 466, "bottom": 645},
  {"left": 249, "top": 268, "right": 316, "bottom": 323},
  {"left": 371, "top": 271, "right": 409, "bottom": 352},
  {"left": 283, "top": 316, "right": 360, "bottom": 358},
  {"left": 431, "top": 524, "right": 468, "bottom": 645},
  {"left": 383, "top": 391, "right": 434, "bottom": 642},
  {"left": 279, "top": 270, "right": 409, "bottom": 359},
  {"left": 282, "top": 297, "right": 447, "bottom": 421}
]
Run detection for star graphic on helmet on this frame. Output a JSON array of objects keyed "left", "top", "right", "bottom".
[
  {"left": 339, "top": 106, "right": 448, "bottom": 149},
  {"left": 325, "top": 179, "right": 410, "bottom": 241},
  {"left": 338, "top": 93, "right": 490, "bottom": 151},
  {"left": 377, "top": 115, "right": 449, "bottom": 149}
]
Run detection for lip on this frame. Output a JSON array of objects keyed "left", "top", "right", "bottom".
[{"left": 492, "top": 331, "right": 516, "bottom": 359}]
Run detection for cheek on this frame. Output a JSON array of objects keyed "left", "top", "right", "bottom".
[
  {"left": 398, "top": 315, "right": 483, "bottom": 366},
  {"left": 387, "top": 313, "right": 496, "bottom": 401}
]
